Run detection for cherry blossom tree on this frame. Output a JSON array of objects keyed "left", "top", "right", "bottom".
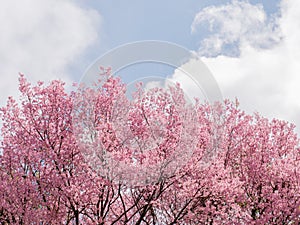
[{"left": 0, "top": 70, "right": 299, "bottom": 224}]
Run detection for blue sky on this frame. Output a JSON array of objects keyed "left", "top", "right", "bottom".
[
  {"left": 1, "top": 0, "right": 300, "bottom": 131},
  {"left": 73, "top": 0, "right": 281, "bottom": 71},
  {"left": 76, "top": 0, "right": 279, "bottom": 48}
]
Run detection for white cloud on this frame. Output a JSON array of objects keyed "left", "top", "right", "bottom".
[
  {"left": 0, "top": 0, "right": 101, "bottom": 106},
  {"left": 191, "top": 0, "right": 282, "bottom": 57},
  {"left": 172, "top": 0, "right": 300, "bottom": 131}
]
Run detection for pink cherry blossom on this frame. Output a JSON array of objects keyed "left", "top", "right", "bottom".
[{"left": 0, "top": 70, "right": 299, "bottom": 224}]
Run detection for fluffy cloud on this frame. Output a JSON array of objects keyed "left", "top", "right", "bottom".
[
  {"left": 173, "top": 0, "right": 300, "bottom": 131},
  {"left": 0, "top": 0, "right": 101, "bottom": 106},
  {"left": 191, "top": 0, "right": 282, "bottom": 57}
]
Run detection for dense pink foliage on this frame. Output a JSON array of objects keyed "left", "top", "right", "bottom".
[{"left": 0, "top": 71, "right": 299, "bottom": 224}]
